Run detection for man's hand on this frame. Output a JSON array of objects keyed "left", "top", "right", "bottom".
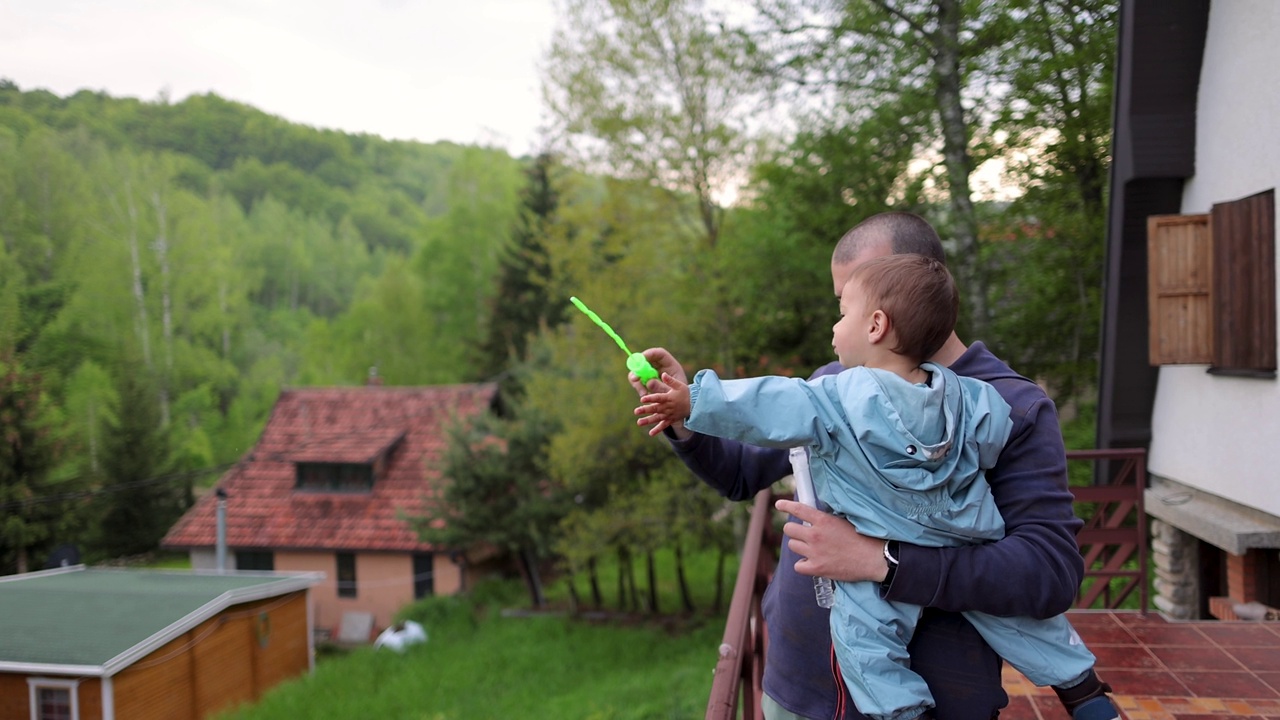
[
  {"left": 775, "top": 499, "right": 888, "bottom": 583},
  {"left": 628, "top": 348, "right": 689, "bottom": 393},
  {"left": 629, "top": 348, "right": 693, "bottom": 438}
]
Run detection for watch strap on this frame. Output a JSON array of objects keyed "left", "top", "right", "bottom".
[{"left": 880, "top": 539, "right": 900, "bottom": 592}]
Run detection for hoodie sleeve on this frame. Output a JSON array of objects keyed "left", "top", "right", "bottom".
[
  {"left": 667, "top": 429, "right": 794, "bottom": 502},
  {"left": 884, "top": 379, "right": 1085, "bottom": 618}
]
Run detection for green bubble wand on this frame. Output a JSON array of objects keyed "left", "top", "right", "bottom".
[{"left": 569, "top": 296, "right": 660, "bottom": 384}]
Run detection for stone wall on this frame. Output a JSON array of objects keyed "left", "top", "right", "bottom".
[{"left": 1151, "top": 518, "right": 1201, "bottom": 619}]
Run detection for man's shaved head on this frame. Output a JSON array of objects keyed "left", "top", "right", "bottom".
[{"left": 832, "top": 212, "right": 947, "bottom": 266}]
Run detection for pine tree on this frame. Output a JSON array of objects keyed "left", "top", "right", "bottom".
[
  {"left": 474, "top": 153, "right": 565, "bottom": 391},
  {"left": 95, "top": 364, "right": 182, "bottom": 560},
  {"left": 0, "top": 353, "right": 63, "bottom": 574}
]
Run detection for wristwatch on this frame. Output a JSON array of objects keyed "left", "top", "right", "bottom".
[{"left": 880, "top": 540, "right": 900, "bottom": 592}]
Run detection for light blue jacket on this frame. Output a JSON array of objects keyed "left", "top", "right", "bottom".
[
  {"left": 686, "top": 363, "right": 1012, "bottom": 546},
  {"left": 685, "top": 364, "right": 1096, "bottom": 719}
]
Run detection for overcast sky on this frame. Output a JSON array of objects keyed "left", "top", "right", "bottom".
[{"left": 0, "top": 0, "right": 559, "bottom": 156}]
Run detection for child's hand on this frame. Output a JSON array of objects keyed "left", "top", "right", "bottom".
[{"left": 634, "top": 372, "right": 693, "bottom": 437}]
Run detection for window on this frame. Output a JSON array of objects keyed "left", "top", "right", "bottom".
[
  {"left": 413, "top": 553, "right": 435, "bottom": 599},
  {"left": 336, "top": 552, "right": 357, "bottom": 598},
  {"left": 296, "top": 463, "right": 374, "bottom": 493},
  {"left": 1147, "top": 188, "right": 1275, "bottom": 376},
  {"left": 27, "top": 679, "right": 78, "bottom": 720},
  {"left": 235, "top": 550, "right": 274, "bottom": 571}
]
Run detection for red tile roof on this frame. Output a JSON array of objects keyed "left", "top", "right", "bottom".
[
  {"left": 162, "top": 383, "right": 498, "bottom": 553},
  {"left": 287, "top": 428, "right": 405, "bottom": 464}
]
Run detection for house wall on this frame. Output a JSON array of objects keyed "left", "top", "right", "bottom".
[
  {"left": 0, "top": 676, "right": 103, "bottom": 720},
  {"left": 189, "top": 548, "right": 216, "bottom": 570},
  {"left": 274, "top": 551, "right": 463, "bottom": 635},
  {"left": 1149, "top": 0, "right": 1280, "bottom": 519}
]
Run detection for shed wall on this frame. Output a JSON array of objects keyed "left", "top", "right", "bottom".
[
  {"left": 0, "top": 675, "right": 103, "bottom": 720},
  {"left": 110, "top": 591, "right": 310, "bottom": 720}
]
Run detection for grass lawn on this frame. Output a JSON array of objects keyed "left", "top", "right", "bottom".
[{"left": 216, "top": 549, "right": 737, "bottom": 720}]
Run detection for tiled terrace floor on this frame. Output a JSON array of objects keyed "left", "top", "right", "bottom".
[{"left": 1001, "top": 611, "right": 1280, "bottom": 719}]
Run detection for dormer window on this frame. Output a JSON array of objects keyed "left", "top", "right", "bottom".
[
  {"left": 287, "top": 429, "right": 404, "bottom": 494},
  {"left": 296, "top": 462, "right": 374, "bottom": 493}
]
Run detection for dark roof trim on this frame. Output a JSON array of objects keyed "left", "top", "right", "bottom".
[{"left": 1097, "top": 0, "right": 1211, "bottom": 450}]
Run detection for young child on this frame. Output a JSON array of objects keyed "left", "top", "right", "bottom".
[{"left": 635, "top": 254, "right": 1119, "bottom": 720}]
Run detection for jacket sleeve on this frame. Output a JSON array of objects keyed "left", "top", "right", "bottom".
[
  {"left": 665, "top": 364, "right": 843, "bottom": 503},
  {"left": 686, "top": 370, "right": 838, "bottom": 450},
  {"left": 884, "top": 385, "right": 1085, "bottom": 618}
]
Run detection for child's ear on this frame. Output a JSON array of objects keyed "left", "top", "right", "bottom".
[{"left": 868, "top": 309, "right": 889, "bottom": 344}]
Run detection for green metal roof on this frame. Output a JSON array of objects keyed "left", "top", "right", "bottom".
[{"left": 0, "top": 566, "right": 317, "bottom": 674}]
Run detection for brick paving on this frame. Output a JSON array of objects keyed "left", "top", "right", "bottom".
[{"left": 1000, "top": 611, "right": 1280, "bottom": 719}]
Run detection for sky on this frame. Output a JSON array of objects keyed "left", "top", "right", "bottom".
[{"left": 0, "top": 0, "right": 560, "bottom": 156}]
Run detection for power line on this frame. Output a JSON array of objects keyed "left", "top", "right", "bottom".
[{"left": 0, "top": 463, "right": 239, "bottom": 513}]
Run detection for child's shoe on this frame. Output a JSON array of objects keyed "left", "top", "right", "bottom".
[{"left": 1071, "top": 696, "right": 1121, "bottom": 720}]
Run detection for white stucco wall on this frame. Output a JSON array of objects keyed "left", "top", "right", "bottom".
[{"left": 1149, "top": 0, "right": 1280, "bottom": 518}]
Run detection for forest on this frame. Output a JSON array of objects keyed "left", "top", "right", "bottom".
[{"left": 1, "top": 0, "right": 1117, "bottom": 609}]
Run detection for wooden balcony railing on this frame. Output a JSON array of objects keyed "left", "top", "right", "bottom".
[{"left": 705, "top": 447, "right": 1149, "bottom": 720}]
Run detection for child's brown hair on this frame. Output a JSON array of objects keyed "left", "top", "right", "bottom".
[{"left": 846, "top": 254, "right": 957, "bottom": 363}]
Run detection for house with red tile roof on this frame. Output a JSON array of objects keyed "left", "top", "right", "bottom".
[{"left": 162, "top": 383, "right": 499, "bottom": 640}]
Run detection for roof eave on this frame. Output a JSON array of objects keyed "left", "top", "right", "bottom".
[{"left": 0, "top": 661, "right": 104, "bottom": 676}]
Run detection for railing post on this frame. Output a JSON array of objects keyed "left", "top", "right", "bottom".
[{"left": 706, "top": 490, "right": 775, "bottom": 720}]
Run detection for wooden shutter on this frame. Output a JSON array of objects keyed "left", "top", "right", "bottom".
[
  {"left": 1148, "top": 214, "right": 1213, "bottom": 364},
  {"left": 1212, "top": 189, "right": 1276, "bottom": 373}
]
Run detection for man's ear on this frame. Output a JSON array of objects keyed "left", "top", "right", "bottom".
[{"left": 867, "top": 309, "right": 890, "bottom": 345}]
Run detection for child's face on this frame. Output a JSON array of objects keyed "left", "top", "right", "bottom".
[{"left": 832, "top": 277, "right": 874, "bottom": 367}]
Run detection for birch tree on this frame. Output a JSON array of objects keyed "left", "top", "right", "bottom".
[
  {"left": 751, "top": 0, "right": 1018, "bottom": 338},
  {"left": 984, "top": 0, "right": 1118, "bottom": 402},
  {"left": 545, "top": 0, "right": 762, "bottom": 374}
]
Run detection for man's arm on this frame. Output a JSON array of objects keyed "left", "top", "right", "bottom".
[
  {"left": 886, "top": 389, "right": 1084, "bottom": 618},
  {"left": 668, "top": 431, "right": 794, "bottom": 502}
]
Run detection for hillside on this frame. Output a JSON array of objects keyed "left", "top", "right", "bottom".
[{"left": 0, "top": 80, "right": 528, "bottom": 569}]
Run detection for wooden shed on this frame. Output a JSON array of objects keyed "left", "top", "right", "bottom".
[{"left": 0, "top": 565, "right": 321, "bottom": 720}]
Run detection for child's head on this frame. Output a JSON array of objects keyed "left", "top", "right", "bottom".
[{"left": 834, "top": 254, "right": 957, "bottom": 367}]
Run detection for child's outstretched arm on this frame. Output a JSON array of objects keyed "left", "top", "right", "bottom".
[{"left": 635, "top": 372, "right": 692, "bottom": 437}]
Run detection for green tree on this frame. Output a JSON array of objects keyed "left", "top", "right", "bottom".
[
  {"left": 0, "top": 348, "right": 70, "bottom": 574},
  {"left": 300, "top": 262, "right": 441, "bottom": 385},
  {"left": 474, "top": 152, "right": 567, "bottom": 390},
  {"left": 413, "top": 145, "right": 523, "bottom": 379},
  {"left": 94, "top": 363, "right": 182, "bottom": 560},
  {"left": 62, "top": 360, "right": 118, "bottom": 476},
  {"left": 413, "top": 403, "right": 567, "bottom": 608},
  {"left": 985, "top": 0, "right": 1117, "bottom": 404},
  {"left": 730, "top": 98, "right": 932, "bottom": 371},
  {"left": 750, "top": 0, "right": 1030, "bottom": 338},
  {"left": 545, "top": 0, "right": 760, "bottom": 375}
]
